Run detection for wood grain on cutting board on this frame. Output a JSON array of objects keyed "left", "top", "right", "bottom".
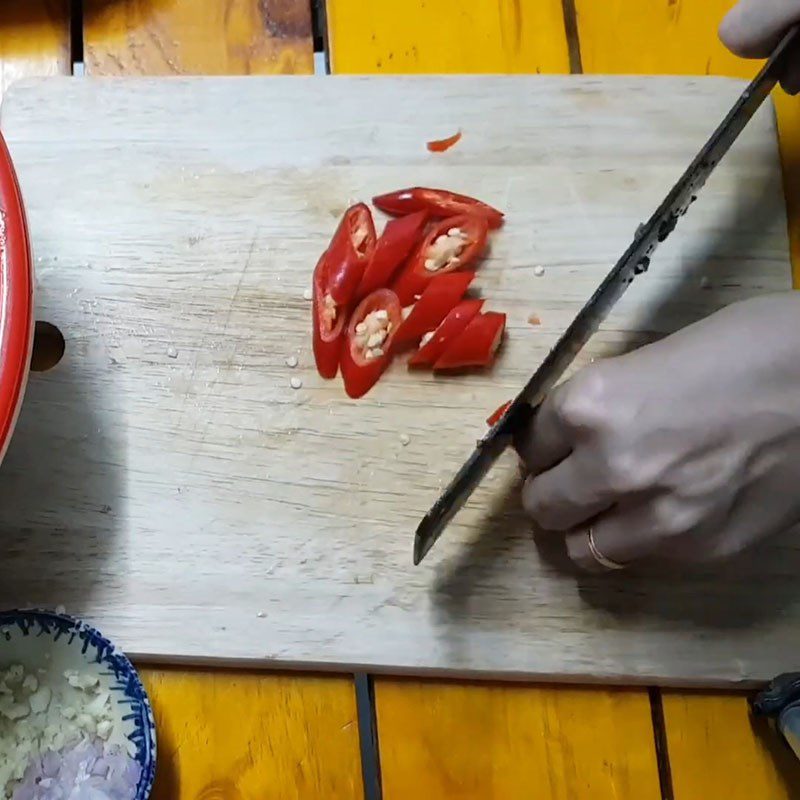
[{"left": 0, "top": 75, "right": 792, "bottom": 682}]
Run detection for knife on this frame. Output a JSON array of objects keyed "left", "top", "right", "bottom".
[{"left": 413, "top": 27, "right": 800, "bottom": 566}]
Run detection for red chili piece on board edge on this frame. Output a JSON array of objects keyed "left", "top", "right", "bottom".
[
  {"left": 355, "top": 211, "right": 427, "bottom": 302},
  {"left": 326, "top": 203, "right": 376, "bottom": 306},
  {"left": 312, "top": 252, "right": 348, "bottom": 379},
  {"left": 393, "top": 271, "right": 476, "bottom": 350},
  {"left": 391, "top": 215, "right": 487, "bottom": 306},
  {"left": 341, "top": 289, "right": 402, "bottom": 399},
  {"left": 486, "top": 400, "right": 512, "bottom": 427},
  {"left": 427, "top": 131, "right": 462, "bottom": 153},
  {"left": 408, "top": 298, "right": 484, "bottom": 368},
  {"left": 372, "top": 187, "right": 504, "bottom": 229},
  {"left": 434, "top": 311, "right": 506, "bottom": 371}
]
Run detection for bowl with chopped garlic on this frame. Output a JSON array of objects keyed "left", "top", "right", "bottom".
[{"left": 0, "top": 609, "right": 156, "bottom": 800}]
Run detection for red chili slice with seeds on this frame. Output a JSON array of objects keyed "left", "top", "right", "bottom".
[
  {"left": 392, "top": 215, "right": 487, "bottom": 306},
  {"left": 312, "top": 251, "right": 347, "bottom": 379},
  {"left": 326, "top": 203, "right": 377, "bottom": 306},
  {"left": 341, "top": 289, "right": 402, "bottom": 399}
]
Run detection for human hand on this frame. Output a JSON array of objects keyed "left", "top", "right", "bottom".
[
  {"left": 720, "top": 0, "right": 800, "bottom": 93},
  {"left": 515, "top": 294, "right": 800, "bottom": 571}
]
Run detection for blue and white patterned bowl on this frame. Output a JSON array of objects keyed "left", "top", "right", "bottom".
[{"left": 0, "top": 609, "right": 156, "bottom": 800}]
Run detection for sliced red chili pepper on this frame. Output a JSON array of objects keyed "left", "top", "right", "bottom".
[
  {"left": 392, "top": 271, "right": 475, "bottom": 350},
  {"left": 355, "top": 211, "right": 427, "bottom": 301},
  {"left": 427, "top": 131, "right": 462, "bottom": 153},
  {"left": 391, "top": 215, "right": 487, "bottom": 306},
  {"left": 434, "top": 311, "right": 506, "bottom": 371},
  {"left": 312, "top": 251, "right": 347, "bottom": 379},
  {"left": 326, "top": 203, "right": 376, "bottom": 306},
  {"left": 341, "top": 288, "right": 402, "bottom": 399},
  {"left": 486, "top": 400, "right": 512, "bottom": 427},
  {"left": 408, "top": 298, "right": 484, "bottom": 368},
  {"left": 373, "top": 187, "right": 504, "bottom": 229}
]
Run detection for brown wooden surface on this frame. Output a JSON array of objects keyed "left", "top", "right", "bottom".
[
  {"left": 327, "top": 0, "right": 570, "bottom": 74},
  {"left": 143, "top": 668, "right": 363, "bottom": 800},
  {"left": 0, "top": 1, "right": 70, "bottom": 95},
  {"left": 83, "top": 0, "right": 314, "bottom": 76},
  {"left": 663, "top": 691, "right": 800, "bottom": 799},
  {"left": 375, "top": 678, "right": 662, "bottom": 800}
]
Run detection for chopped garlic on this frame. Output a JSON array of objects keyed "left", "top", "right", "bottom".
[
  {"left": 285, "top": 355, "right": 299, "bottom": 368},
  {"left": 5, "top": 666, "right": 23, "bottom": 684},
  {"left": 0, "top": 660, "right": 120, "bottom": 798},
  {"left": 533, "top": 265, "right": 545, "bottom": 277},
  {"left": 302, "top": 287, "right": 313, "bottom": 301},
  {"left": 66, "top": 671, "right": 99, "bottom": 690},
  {"left": 28, "top": 686, "right": 51, "bottom": 714},
  {"left": 290, "top": 377, "right": 303, "bottom": 390},
  {"left": 96, "top": 719, "right": 114, "bottom": 741},
  {"left": 76, "top": 713, "right": 96, "bottom": 735},
  {"left": 399, "top": 434, "right": 410, "bottom": 446}
]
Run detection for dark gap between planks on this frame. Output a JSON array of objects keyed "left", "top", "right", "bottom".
[
  {"left": 649, "top": 688, "right": 675, "bottom": 800},
  {"left": 311, "top": 0, "right": 331, "bottom": 74},
  {"left": 560, "top": 0, "right": 583, "bottom": 74},
  {"left": 70, "top": 0, "right": 84, "bottom": 73},
  {"left": 354, "top": 673, "right": 384, "bottom": 800}
]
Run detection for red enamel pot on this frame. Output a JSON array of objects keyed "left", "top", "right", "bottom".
[{"left": 0, "top": 131, "right": 34, "bottom": 463}]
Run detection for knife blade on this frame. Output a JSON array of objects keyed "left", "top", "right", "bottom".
[{"left": 414, "top": 27, "right": 800, "bottom": 566}]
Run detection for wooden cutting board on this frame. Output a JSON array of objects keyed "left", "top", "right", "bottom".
[{"left": 0, "top": 76, "right": 794, "bottom": 685}]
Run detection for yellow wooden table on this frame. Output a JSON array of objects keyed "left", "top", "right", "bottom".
[{"left": 5, "top": 2, "right": 800, "bottom": 797}]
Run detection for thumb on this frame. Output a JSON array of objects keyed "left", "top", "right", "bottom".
[{"left": 720, "top": 0, "right": 800, "bottom": 58}]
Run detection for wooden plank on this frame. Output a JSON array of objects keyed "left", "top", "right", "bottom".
[
  {"left": 0, "top": 1, "right": 70, "bottom": 95},
  {"left": 83, "top": 0, "right": 314, "bottom": 76},
  {"left": 0, "top": 76, "right": 792, "bottom": 681},
  {"left": 375, "top": 679, "right": 662, "bottom": 799},
  {"left": 327, "top": 0, "right": 570, "bottom": 74},
  {"left": 574, "top": 0, "right": 754, "bottom": 77},
  {"left": 573, "top": 0, "right": 800, "bottom": 286},
  {"left": 662, "top": 691, "right": 800, "bottom": 799},
  {"left": 140, "top": 668, "right": 362, "bottom": 800}
]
